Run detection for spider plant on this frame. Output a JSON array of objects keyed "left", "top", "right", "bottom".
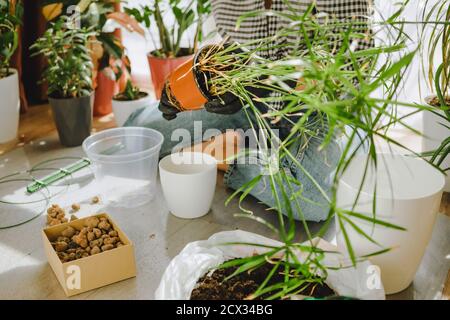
[
  {"left": 193, "top": 3, "right": 436, "bottom": 299},
  {"left": 420, "top": 0, "right": 450, "bottom": 174},
  {"left": 125, "top": 0, "right": 211, "bottom": 58},
  {"left": 0, "top": 0, "right": 22, "bottom": 79}
]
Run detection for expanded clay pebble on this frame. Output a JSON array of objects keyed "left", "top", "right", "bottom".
[
  {"left": 91, "top": 196, "right": 100, "bottom": 204},
  {"left": 50, "top": 214, "right": 124, "bottom": 263},
  {"left": 85, "top": 217, "right": 99, "bottom": 228},
  {"left": 46, "top": 204, "right": 68, "bottom": 226},
  {"left": 91, "top": 246, "right": 101, "bottom": 255},
  {"left": 61, "top": 226, "right": 76, "bottom": 238},
  {"left": 98, "top": 220, "right": 111, "bottom": 231},
  {"left": 101, "top": 244, "right": 114, "bottom": 251},
  {"left": 71, "top": 203, "right": 80, "bottom": 212}
]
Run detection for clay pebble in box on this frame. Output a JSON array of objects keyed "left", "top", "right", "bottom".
[{"left": 42, "top": 213, "right": 136, "bottom": 297}]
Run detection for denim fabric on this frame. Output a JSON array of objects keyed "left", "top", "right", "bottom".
[
  {"left": 124, "top": 102, "right": 251, "bottom": 157},
  {"left": 125, "top": 102, "right": 341, "bottom": 222}
]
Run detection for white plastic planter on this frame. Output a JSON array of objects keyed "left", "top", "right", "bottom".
[
  {"left": 112, "top": 93, "right": 154, "bottom": 127},
  {"left": 336, "top": 154, "right": 445, "bottom": 294},
  {"left": 0, "top": 69, "right": 20, "bottom": 143},
  {"left": 156, "top": 230, "right": 385, "bottom": 300},
  {"left": 422, "top": 97, "right": 450, "bottom": 192}
]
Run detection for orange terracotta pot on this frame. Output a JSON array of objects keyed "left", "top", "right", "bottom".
[
  {"left": 93, "top": 71, "right": 119, "bottom": 117},
  {"left": 148, "top": 52, "right": 193, "bottom": 99},
  {"left": 168, "top": 57, "right": 208, "bottom": 111}
]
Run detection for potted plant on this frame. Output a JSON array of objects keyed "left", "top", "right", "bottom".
[
  {"left": 42, "top": 0, "right": 144, "bottom": 116},
  {"left": 155, "top": 4, "right": 442, "bottom": 299},
  {"left": 421, "top": 0, "right": 450, "bottom": 191},
  {"left": 112, "top": 79, "right": 152, "bottom": 126},
  {"left": 0, "top": 0, "right": 22, "bottom": 143},
  {"left": 125, "top": 0, "right": 211, "bottom": 99},
  {"left": 31, "top": 17, "right": 96, "bottom": 147}
]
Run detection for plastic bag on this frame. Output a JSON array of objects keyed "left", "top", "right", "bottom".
[{"left": 155, "top": 230, "right": 385, "bottom": 300}]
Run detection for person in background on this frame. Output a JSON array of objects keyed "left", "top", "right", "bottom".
[{"left": 125, "top": 0, "right": 374, "bottom": 222}]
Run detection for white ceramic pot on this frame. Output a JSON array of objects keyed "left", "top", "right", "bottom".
[
  {"left": 336, "top": 154, "right": 445, "bottom": 294},
  {"left": 112, "top": 93, "right": 154, "bottom": 127},
  {"left": 423, "top": 96, "right": 450, "bottom": 192},
  {"left": 0, "top": 69, "right": 20, "bottom": 143},
  {"left": 159, "top": 152, "right": 217, "bottom": 219}
]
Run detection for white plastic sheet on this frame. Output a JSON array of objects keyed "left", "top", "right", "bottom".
[{"left": 155, "top": 230, "right": 385, "bottom": 300}]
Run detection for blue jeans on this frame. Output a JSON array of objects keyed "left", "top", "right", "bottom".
[{"left": 125, "top": 102, "right": 341, "bottom": 222}]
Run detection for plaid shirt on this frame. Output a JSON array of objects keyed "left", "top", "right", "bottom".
[{"left": 211, "top": 0, "right": 374, "bottom": 110}]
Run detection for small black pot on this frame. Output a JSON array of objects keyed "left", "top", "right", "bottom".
[{"left": 49, "top": 93, "right": 93, "bottom": 147}]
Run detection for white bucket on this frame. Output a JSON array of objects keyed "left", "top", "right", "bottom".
[
  {"left": 0, "top": 69, "right": 20, "bottom": 143},
  {"left": 422, "top": 100, "right": 450, "bottom": 192},
  {"left": 336, "top": 154, "right": 445, "bottom": 294}
]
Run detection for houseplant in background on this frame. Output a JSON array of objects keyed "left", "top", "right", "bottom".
[
  {"left": 112, "top": 79, "right": 151, "bottom": 126},
  {"left": 156, "top": 3, "right": 444, "bottom": 299},
  {"left": 125, "top": 0, "right": 211, "bottom": 99},
  {"left": 42, "top": 0, "right": 144, "bottom": 116},
  {"left": 0, "top": 0, "right": 22, "bottom": 143},
  {"left": 421, "top": 0, "right": 450, "bottom": 191},
  {"left": 31, "top": 16, "right": 96, "bottom": 147}
]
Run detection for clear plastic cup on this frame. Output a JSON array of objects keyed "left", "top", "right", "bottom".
[{"left": 83, "top": 127, "right": 164, "bottom": 208}]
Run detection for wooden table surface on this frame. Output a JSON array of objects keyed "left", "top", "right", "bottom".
[{"left": 0, "top": 105, "right": 448, "bottom": 300}]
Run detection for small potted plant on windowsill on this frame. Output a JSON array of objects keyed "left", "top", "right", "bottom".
[
  {"left": 125, "top": 0, "right": 211, "bottom": 99},
  {"left": 0, "top": 0, "right": 22, "bottom": 143},
  {"left": 31, "top": 17, "right": 96, "bottom": 147},
  {"left": 421, "top": 0, "right": 450, "bottom": 191},
  {"left": 112, "top": 79, "right": 152, "bottom": 126}
]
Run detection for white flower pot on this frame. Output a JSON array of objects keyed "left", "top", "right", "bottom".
[
  {"left": 0, "top": 69, "right": 20, "bottom": 143},
  {"left": 423, "top": 96, "right": 450, "bottom": 192},
  {"left": 112, "top": 93, "right": 154, "bottom": 127},
  {"left": 156, "top": 230, "right": 385, "bottom": 300},
  {"left": 336, "top": 154, "right": 445, "bottom": 294}
]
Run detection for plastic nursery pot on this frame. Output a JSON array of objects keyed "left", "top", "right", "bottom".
[
  {"left": 422, "top": 95, "right": 450, "bottom": 192},
  {"left": 148, "top": 48, "right": 193, "bottom": 100},
  {"left": 112, "top": 91, "right": 154, "bottom": 127},
  {"left": 336, "top": 153, "right": 445, "bottom": 294},
  {"left": 82, "top": 127, "right": 164, "bottom": 208},
  {"left": 0, "top": 69, "right": 20, "bottom": 143},
  {"left": 165, "top": 45, "right": 219, "bottom": 111},
  {"left": 93, "top": 71, "right": 119, "bottom": 116},
  {"left": 49, "top": 93, "right": 93, "bottom": 147}
]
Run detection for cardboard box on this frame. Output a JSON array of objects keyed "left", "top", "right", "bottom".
[{"left": 42, "top": 213, "right": 137, "bottom": 297}]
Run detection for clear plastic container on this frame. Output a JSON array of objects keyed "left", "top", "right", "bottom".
[{"left": 83, "top": 127, "right": 164, "bottom": 208}]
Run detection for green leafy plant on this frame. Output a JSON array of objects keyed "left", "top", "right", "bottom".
[
  {"left": 31, "top": 16, "right": 96, "bottom": 98},
  {"left": 125, "top": 0, "right": 211, "bottom": 58},
  {"left": 191, "top": 2, "right": 439, "bottom": 299},
  {"left": 42, "top": 0, "right": 135, "bottom": 74},
  {"left": 420, "top": 0, "right": 450, "bottom": 172},
  {"left": 0, "top": 0, "right": 22, "bottom": 78},
  {"left": 114, "top": 79, "right": 147, "bottom": 101}
]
